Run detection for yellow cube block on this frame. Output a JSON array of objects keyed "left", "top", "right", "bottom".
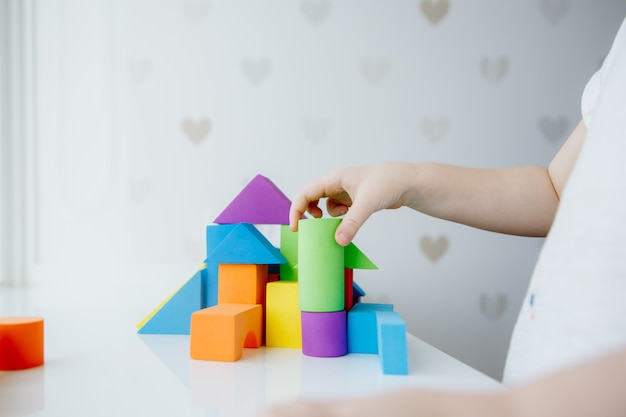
[{"left": 265, "top": 281, "right": 301, "bottom": 348}]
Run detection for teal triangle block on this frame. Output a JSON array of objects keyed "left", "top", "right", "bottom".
[
  {"left": 206, "top": 223, "right": 287, "bottom": 265},
  {"left": 345, "top": 242, "right": 378, "bottom": 270},
  {"left": 138, "top": 270, "right": 202, "bottom": 335}
]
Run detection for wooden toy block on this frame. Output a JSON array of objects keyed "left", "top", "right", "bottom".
[
  {"left": 137, "top": 267, "right": 203, "bottom": 334},
  {"left": 265, "top": 281, "right": 301, "bottom": 348},
  {"left": 267, "top": 273, "right": 280, "bottom": 282},
  {"left": 190, "top": 304, "right": 263, "bottom": 362},
  {"left": 279, "top": 224, "right": 298, "bottom": 281},
  {"left": 301, "top": 310, "right": 347, "bottom": 357},
  {"left": 0, "top": 316, "right": 44, "bottom": 370},
  {"left": 218, "top": 264, "right": 268, "bottom": 305},
  {"left": 344, "top": 269, "right": 354, "bottom": 311},
  {"left": 207, "top": 223, "right": 287, "bottom": 265},
  {"left": 345, "top": 242, "right": 378, "bottom": 270},
  {"left": 376, "top": 311, "right": 408, "bottom": 375},
  {"left": 298, "top": 218, "right": 345, "bottom": 312},
  {"left": 347, "top": 303, "right": 393, "bottom": 354},
  {"left": 213, "top": 174, "right": 293, "bottom": 225}
]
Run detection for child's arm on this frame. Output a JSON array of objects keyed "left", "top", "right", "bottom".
[
  {"left": 258, "top": 345, "right": 626, "bottom": 417},
  {"left": 289, "top": 120, "right": 587, "bottom": 246}
]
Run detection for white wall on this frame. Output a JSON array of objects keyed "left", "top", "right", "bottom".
[
  {"left": 0, "top": 0, "right": 34, "bottom": 286},
  {"left": 28, "top": 0, "right": 626, "bottom": 379}
]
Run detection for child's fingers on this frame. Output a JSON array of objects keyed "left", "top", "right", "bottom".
[{"left": 326, "top": 198, "right": 349, "bottom": 217}]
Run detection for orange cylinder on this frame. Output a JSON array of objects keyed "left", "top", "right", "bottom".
[{"left": 0, "top": 316, "right": 44, "bottom": 370}]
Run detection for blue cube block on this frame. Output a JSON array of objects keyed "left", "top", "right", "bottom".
[{"left": 347, "top": 303, "right": 393, "bottom": 354}]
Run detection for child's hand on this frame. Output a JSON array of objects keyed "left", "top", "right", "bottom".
[
  {"left": 289, "top": 162, "right": 415, "bottom": 246},
  {"left": 257, "top": 400, "right": 334, "bottom": 417},
  {"left": 256, "top": 389, "right": 509, "bottom": 417}
]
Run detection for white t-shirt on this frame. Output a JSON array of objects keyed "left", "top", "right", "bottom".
[{"left": 503, "top": 17, "right": 626, "bottom": 386}]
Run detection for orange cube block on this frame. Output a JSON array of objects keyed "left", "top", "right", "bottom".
[
  {"left": 218, "top": 264, "right": 268, "bottom": 305},
  {"left": 190, "top": 304, "right": 262, "bottom": 362},
  {"left": 0, "top": 316, "right": 44, "bottom": 370}
]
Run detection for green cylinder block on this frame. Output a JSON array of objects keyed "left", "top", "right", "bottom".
[{"left": 297, "top": 218, "right": 345, "bottom": 312}]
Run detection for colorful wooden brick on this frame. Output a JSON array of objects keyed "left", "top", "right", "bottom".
[
  {"left": 218, "top": 264, "right": 268, "bottom": 305},
  {"left": 376, "top": 311, "right": 408, "bottom": 375},
  {"left": 265, "top": 281, "right": 301, "bottom": 348},
  {"left": 298, "top": 218, "right": 344, "bottom": 312},
  {"left": 190, "top": 304, "right": 263, "bottom": 362},
  {"left": 301, "top": 310, "right": 347, "bottom": 358},
  {"left": 0, "top": 316, "right": 44, "bottom": 370},
  {"left": 347, "top": 303, "right": 393, "bottom": 354}
]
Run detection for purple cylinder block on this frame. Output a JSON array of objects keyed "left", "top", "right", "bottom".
[{"left": 301, "top": 310, "right": 347, "bottom": 357}]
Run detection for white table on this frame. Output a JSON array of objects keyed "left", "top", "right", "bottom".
[{"left": 0, "top": 265, "right": 503, "bottom": 417}]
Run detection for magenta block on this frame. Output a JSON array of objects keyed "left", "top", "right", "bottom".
[{"left": 301, "top": 311, "right": 347, "bottom": 358}]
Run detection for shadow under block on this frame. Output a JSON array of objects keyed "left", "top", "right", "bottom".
[
  {"left": 347, "top": 303, "right": 393, "bottom": 354},
  {"left": 190, "top": 304, "right": 263, "bottom": 362},
  {"left": 376, "top": 311, "right": 408, "bottom": 375},
  {"left": 0, "top": 317, "right": 44, "bottom": 370},
  {"left": 279, "top": 225, "right": 298, "bottom": 281},
  {"left": 301, "top": 310, "right": 347, "bottom": 357},
  {"left": 213, "top": 174, "right": 293, "bottom": 225},
  {"left": 265, "top": 281, "right": 301, "bottom": 348},
  {"left": 137, "top": 269, "right": 203, "bottom": 335},
  {"left": 297, "top": 218, "right": 344, "bottom": 312},
  {"left": 218, "top": 264, "right": 268, "bottom": 305}
]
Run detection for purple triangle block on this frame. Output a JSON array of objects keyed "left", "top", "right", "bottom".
[{"left": 214, "top": 174, "right": 292, "bottom": 225}]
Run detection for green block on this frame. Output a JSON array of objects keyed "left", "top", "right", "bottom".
[
  {"left": 345, "top": 242, "right": 378, "bottom": 270},
  {"left": 279, "top": 225, "right": 298, "bottom": 281},
  {"left": 298, "top": 218, "right": 344, "bottom": 312}
]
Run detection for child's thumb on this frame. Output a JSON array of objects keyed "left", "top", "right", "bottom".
[{"left": 335, "top": 206, "right": 370, "bottom": 246}]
